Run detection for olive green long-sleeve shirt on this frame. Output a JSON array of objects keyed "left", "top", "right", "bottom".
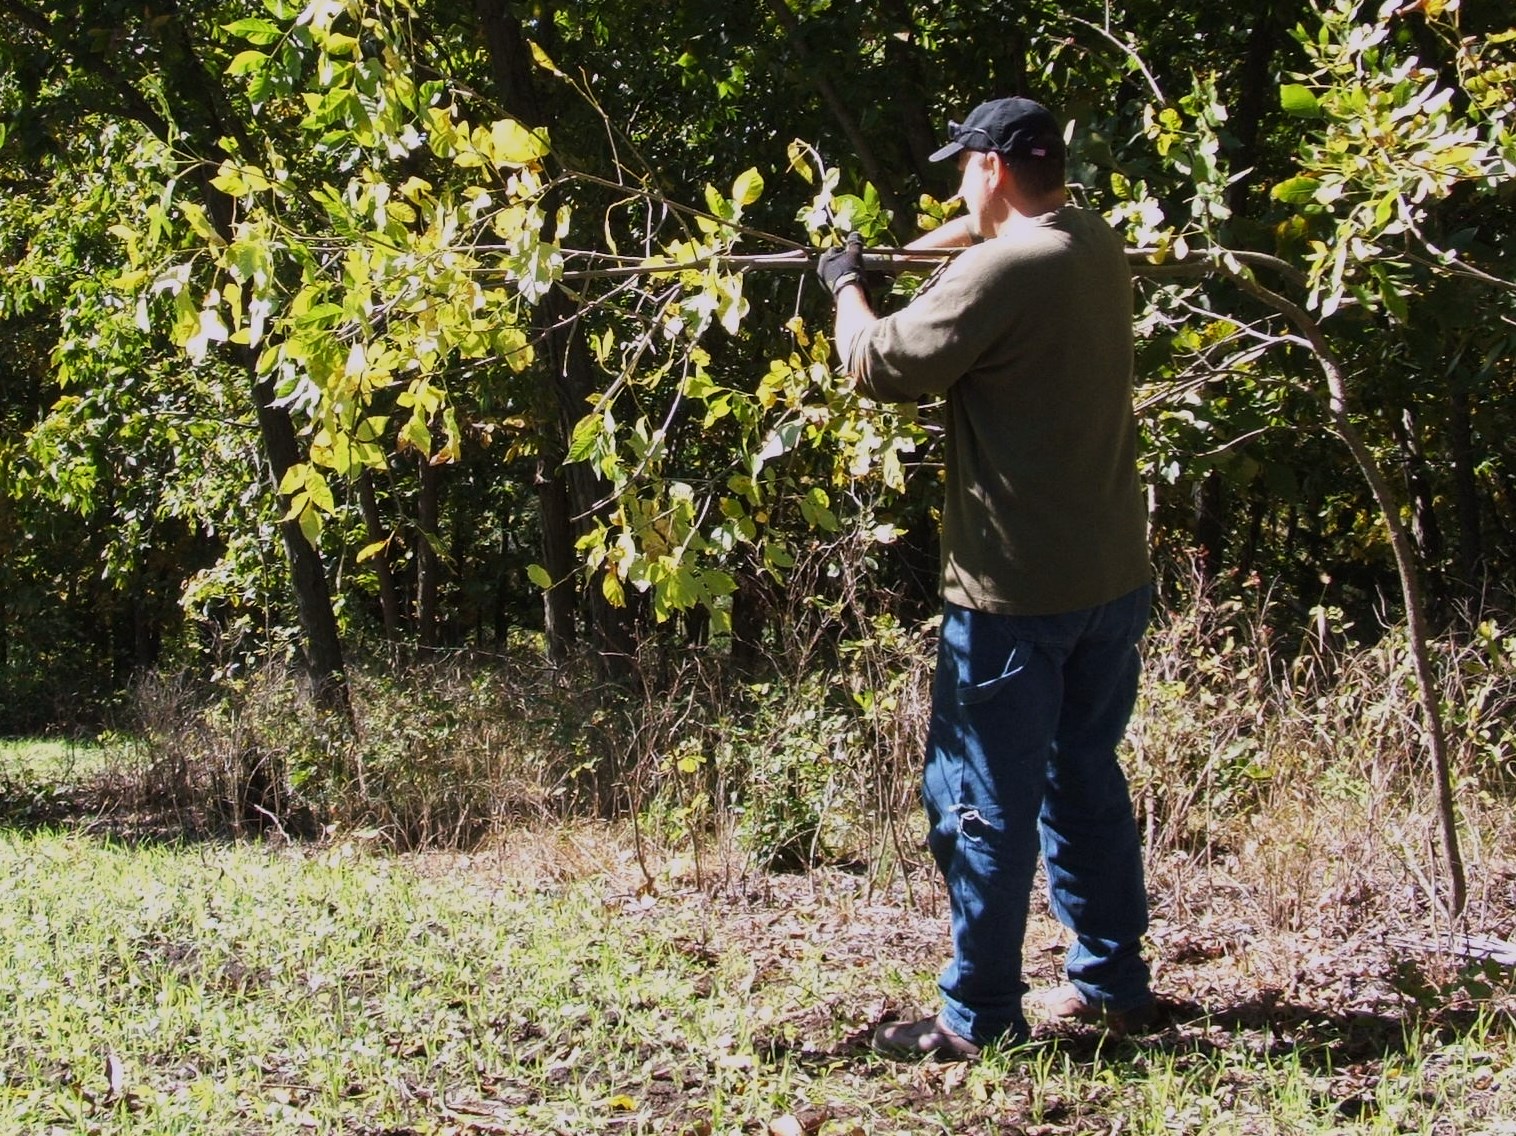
[{"left": 846, "top": 207, "right": 1150, "bottom": 616}]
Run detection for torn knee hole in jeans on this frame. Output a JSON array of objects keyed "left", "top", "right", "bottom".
[{"left": 952, "top": 804, "right": 995, "bottom": 841}]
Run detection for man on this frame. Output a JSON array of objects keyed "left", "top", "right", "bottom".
[{"left": 816, "top": 96, "right": 1155, "bottom": 1059}]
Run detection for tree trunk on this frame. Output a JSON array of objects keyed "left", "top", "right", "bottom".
[
  {"left": 476, "top": 0, "right": 639, "bottom": 678},
  {"left": 416, "top": 455, "right": 444, "bottom": 651},
  {"left": 536, "top": 461, "right": 577, "bottom": 663},
  {"left": 357, "top": 470, "right": 402, "bottom": 642},
  {"left": 1193, "top": 469, "right": 1227, "bottom": 587},
  {"left": 1392, "top": 405, "right": 1446, "bottom": 608},
  {"left": 763, "top": 0, "right": 907, "bottom": 227},
  {"left": 1447, "top": 385, "right": 1484, "bottom": 595},
  {"left": 1226, "top": 1, "right": 1290, "bottom": 218},
  {"left": 250, "top": 373, "right": 352, "bottom": 720},
  {"left": 1225, "top": 268, "right": 1467, "bottom": 916},
  {"left": 1238, "top": 489, "right": 1267, "bottom": 581},
  {"left": 178, "top": 11, "right": 352, "bottom": 721}
]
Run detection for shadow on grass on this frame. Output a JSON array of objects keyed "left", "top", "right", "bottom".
[
  {"left": 761, "top": 990, "right": 1512, "bottom": 1075},
  {"left": 0, "top": 773, "right": 303, "bottom": 847}
]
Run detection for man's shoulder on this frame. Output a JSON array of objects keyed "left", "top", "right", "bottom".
[
  {"left": 974, "top": 209, "right": 1127, "bottom": 278},
  {"left": 946, "top": 220, "right": 1093, "bottom": 276}
]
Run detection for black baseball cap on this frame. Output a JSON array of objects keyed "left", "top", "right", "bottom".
[{"left": 928, "top": 97, "right": 1064, "bottom": 162}]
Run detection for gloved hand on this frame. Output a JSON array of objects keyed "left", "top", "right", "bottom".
[{"left": 816, "top": 232, "right": 867, "bottom": 299}]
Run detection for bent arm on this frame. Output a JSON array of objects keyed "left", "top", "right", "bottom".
[{"left": 906, "top": 214, "right": 976, "bottom": 250}]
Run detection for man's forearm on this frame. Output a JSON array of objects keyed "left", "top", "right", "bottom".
[
  {"left": 824, "top": 215, "right": 965, "bottom": 377},
  {"left": 906, "top": 214, "right": 976, "bottom": 250},
  {"left": 832, "top": 216, "right": 965, "bottom": 375},
  {"left": 831, "top": 284, "right": 876, "bottom": 377}
]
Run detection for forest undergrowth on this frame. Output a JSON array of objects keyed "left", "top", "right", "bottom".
[{"left": 2, "top": 580, "right": 1515, "bottom": 1134}]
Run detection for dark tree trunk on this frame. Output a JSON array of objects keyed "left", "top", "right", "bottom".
[
  {"left": 416, "top": 455, "right": 444, "bottom": 651},
  {"left": 1239, "top": 490, "right": 1268, "bottom": 581},
  {"left": 762, "top": 0, "right": 908, "bottom": 228},
  {"left": 1392, "top": 405, "right": 1445, "bottom": 608},
  {"left": 251, "top": 374, "right": 352, "bottom": 719},
  {"left": 1226, "top": 2, "right": 1289, "bottom": 218},
  {"left": 535, "top": 461, "right": 577, "bottom": 663},
  {"left": 475, "top": 0, "right": 639, "bottom": 678},
  {"left": 1193, "top": 469, "right": 1227, "bottom": 587},
  {"left": 357, "top": 470, "right": 402, "bottom": 642},
  {"left": 1447, "top": 385, "right": 1484, "bottom": 596},
  {"left": 730, "top": 568, "right": 769, "bottom": 674}
]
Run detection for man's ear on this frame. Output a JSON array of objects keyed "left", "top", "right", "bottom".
[{"left": 985, "top": 150, "right": 1009, "bottom": 189}]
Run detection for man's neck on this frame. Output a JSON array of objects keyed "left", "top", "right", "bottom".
[{"left": 984, "top": 190, "right": 1067, "bottom": 238}]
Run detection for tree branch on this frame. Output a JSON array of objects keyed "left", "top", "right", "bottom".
[
  {"left": 0, "top": 0, "right": 172, "bottom": 142},
  {"left": 762, "top": 0, "right": 908, "bottom": 232},
  {"left": 1212, "top": 260, "right": 1467, "bottom": 917}
]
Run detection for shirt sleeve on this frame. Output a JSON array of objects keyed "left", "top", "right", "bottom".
[{"left": 845, "top": 246, "right": 1015, "bottom": 402}]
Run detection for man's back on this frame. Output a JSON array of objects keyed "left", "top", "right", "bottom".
[{"left": 851, "top": 206, "right": 1149, "bottom": 615}]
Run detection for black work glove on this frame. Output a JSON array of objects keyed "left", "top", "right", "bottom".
[{"left": 816, "top": 231, "right": 867, "bottom": 299}]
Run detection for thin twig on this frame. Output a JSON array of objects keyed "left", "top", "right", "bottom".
[{"left": 1065, "top": 15, "right": 1166, "bottom": 104}]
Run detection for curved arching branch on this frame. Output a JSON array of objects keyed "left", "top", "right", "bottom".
[{"left": 1198, "top": 257, "right": 1467, "bottom": 917}]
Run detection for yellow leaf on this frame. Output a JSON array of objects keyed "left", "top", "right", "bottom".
[
  {"left": 605, "top": 1094, "right": 637, "bottom": 1112},
  {"left": 356, "top": 540, "right": 389, "bottom": 563},
  {"left": 489, "top": 118, "right": 549, "bottom": 166},
  {"left": 602, "top": 570, "right": 626, "bottom": 608},
  {"left": 732, "top": 167, "right": 764, "bottom": 207},
  {"left": 529, "top": 40, "right": 563, "bottom": 76},
  {"left": 278, "top": 463, "right": 307, "bottom": 495}
]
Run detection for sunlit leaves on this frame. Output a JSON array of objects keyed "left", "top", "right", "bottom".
[
  {"left": 222, "top": 18, "right": 283, "bottom": 45},
  {"left": 1275, "top": 0, "right": 1515, "bottom": 319},
  {"left": 1271, "top": 176, "right": 1324, "bottom": 205},
  {"left": 1279, "top": 84, "right": 1322, "bottom": 119},
  {"left": 481, "top": 119, "right": 550, "bottom": 167},
  {"left": 129, "top": 0, "right": 564, "bottom": 557}
]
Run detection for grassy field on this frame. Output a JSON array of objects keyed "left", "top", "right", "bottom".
[{"left": 2, "top": 732, "right": 1515, "bottom": 1135}]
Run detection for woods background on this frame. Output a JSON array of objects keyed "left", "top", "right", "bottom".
[{"left": 1, "top": 0, "right": 1514, "bottom": 883}]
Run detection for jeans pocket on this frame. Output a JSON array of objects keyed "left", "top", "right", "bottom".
[{"left": 955, "top": 640, "right": 1026, "bottom": 707}]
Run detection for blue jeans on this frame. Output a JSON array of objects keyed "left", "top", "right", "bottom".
[{"left": 924, "top": 585, "right": 1152, "bottom": 1046}]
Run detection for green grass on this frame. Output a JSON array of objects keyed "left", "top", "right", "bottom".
[
  {"left": 0, "top": 738, "right": 112, "bottom": 786},
  {"left": 2, "top": 827, "right": 1513, "bottom": 1136}
]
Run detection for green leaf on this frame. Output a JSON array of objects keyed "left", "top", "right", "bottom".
[
  {"left": 278, "top": 463, "right": 306, "bottom": 496},
  {"left": 227, "top": 49, "right": 268, "bottom": 76},
  {"left": 787, "top": 140, "right": 814, "bottom": 185},
  {"left": 529, "top": 40, "right": 563, "bottom": 76},
  {"left": 1271, "top": 176, "right": 1323, "bottom": 205},
  {"left": 567, "top": 412, "right": 603, "bottom": 464},
  {"left": 703, "top": 183, "right": 733, "bottom": 222},
  {"left": 657, "top": 563, "right": 701, "bottom": 617},
  {"left": 400, "top": 416, "right": 432, "bottom": 455},
  {"left": 1279, "top": 84, "right": 1321, "bottom": 119},
  {"left": 298, "top": 503, "right": 323, "bottom": 547},
  {"left": 223, "top": 18, "right": 283, "bottom": 45},
  {"left": 304, "top": 467, "right": 335, "bottom": 514},
  {"left": 602, "top": 570, "right": 626, "bottom": 607},
  {"left": 527, "top": 563, "right": 553, "bottom": 589}
]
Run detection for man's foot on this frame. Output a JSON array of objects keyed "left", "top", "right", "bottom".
[
  {"left": 1036, "top": 985, "right": 1157, "bottom": 1036},
  {"left": 872, "top": 1013, "right": 982, "bottom": 1060}
]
